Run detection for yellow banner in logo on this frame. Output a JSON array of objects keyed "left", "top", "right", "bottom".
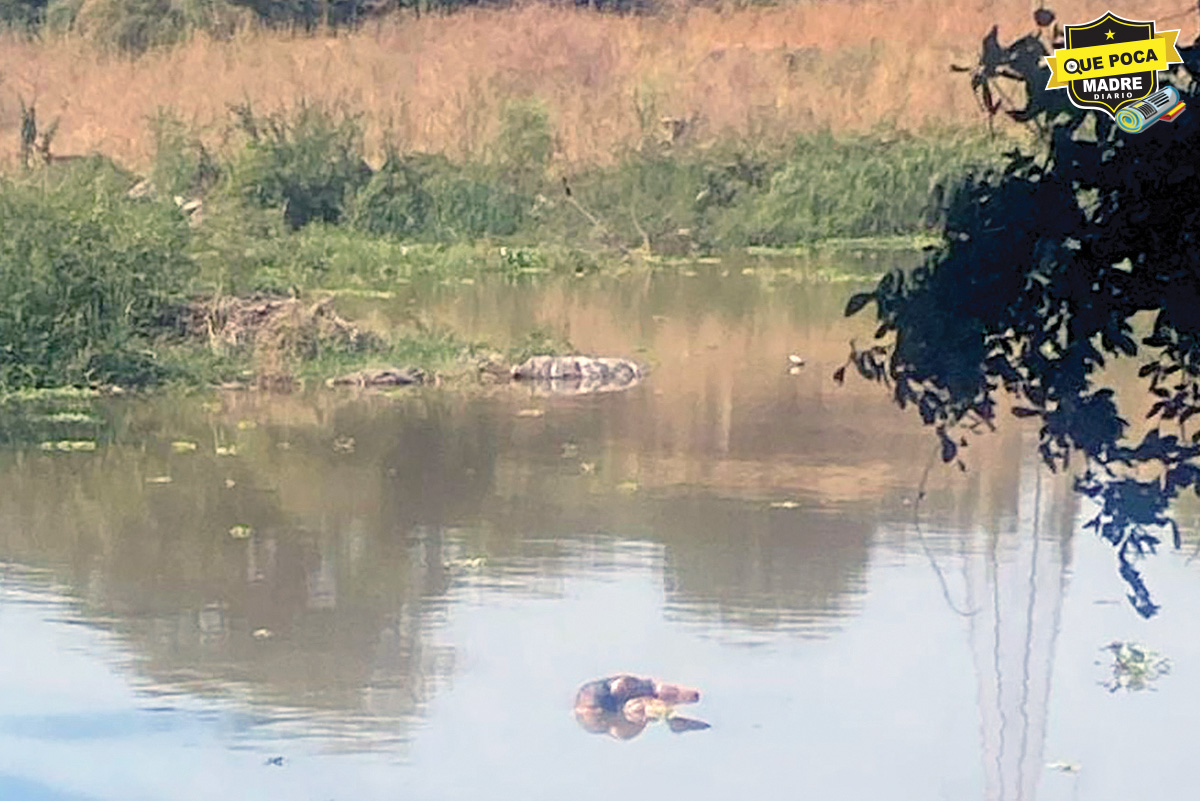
[{"left": 1045, "top": 29, "right": 1181, "bottom": 88}]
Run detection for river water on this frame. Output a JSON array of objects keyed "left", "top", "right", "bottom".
[{"left": 1, "top": 255, "right": 1198, "bottom": 801}]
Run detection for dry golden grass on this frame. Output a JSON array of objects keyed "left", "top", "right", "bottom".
[{"left": 0, "top": 0, "right": 1195, "bottom": 170}]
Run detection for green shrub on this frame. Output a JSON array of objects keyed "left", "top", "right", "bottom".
[
  {"left": 426, "top": 165, "right": 527, "bottom": 239},
  {"left": 226, "top": 102, "right": 371, "bottom": 229},
  {"left": 71, "top": 0, "right": 247, "bottom": 53},
  {"left": 350, "top": 152, "right": 436, "bottom": 238},
  {"left": 149, "top": 109, "right": 221, "bottom": 198},
  {"left": 43, "top": 0, "right": 82, "bottom": 31},
  {"left": 493, "top": 99, "right": 553, "bottom": 194},
  {"left": 722, "top": 131, "right": 999, "bottom": 245},
  {"left": 0, "top": 164, "right": 195, "bottom": 389},
  {"left": 350, "top": 152, "right": 527, "bottom": 241},
  {"left": 75, "top": 0, "right": 189, "bottom": 54},
  {"left": 0, "top": 0, "right": 47, "bottom": 28}
]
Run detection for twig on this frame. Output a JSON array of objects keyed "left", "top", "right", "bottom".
[
  {"left": 629, "top": 197, "right": 652, "bottom": 254},
  {"left": 912, "top": 442, "right": 979, "bottom": 617},
  {"left": 561, "top": 177, "right": 631, "bottom": 257}
]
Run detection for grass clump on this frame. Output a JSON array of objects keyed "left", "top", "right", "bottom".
[{"left": 350, "top": 151, "right": 529, "bottom": 241}]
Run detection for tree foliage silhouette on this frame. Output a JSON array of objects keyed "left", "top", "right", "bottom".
[{"left": 840, "top": 12, "right": 1200, "bottom": 617}]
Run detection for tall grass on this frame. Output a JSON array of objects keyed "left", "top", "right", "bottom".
[{"left": 2, "top": 1, "right": 1193, "bottom": 170}]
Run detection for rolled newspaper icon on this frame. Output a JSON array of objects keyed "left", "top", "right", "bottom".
[{"left": 1116, "top": 86, "right": 1185, "bottom": 133}]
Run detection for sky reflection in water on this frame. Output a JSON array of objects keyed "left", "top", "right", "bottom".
[{"left": 2, "top": 258, "right": 1200, "bottom": 801}]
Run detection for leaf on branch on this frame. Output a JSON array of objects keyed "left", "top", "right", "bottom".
[
  {"left": 844, "top": 292, "right": 876, "bottom": 317},
  {"left": 939, "top": 428, "right": 958, "bottom": 463}
]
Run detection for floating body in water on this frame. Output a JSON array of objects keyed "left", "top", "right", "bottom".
[{"left": 573, "top": 675, "right": 709, "bottom": 739}]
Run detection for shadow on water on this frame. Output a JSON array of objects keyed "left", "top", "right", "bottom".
[{"left": 2, "top": 255, "right": 1200, "bottom": 800}]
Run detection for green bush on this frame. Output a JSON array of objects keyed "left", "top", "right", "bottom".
[
  {"left": 43, "top": 0, "right": 82, "bottom": 31},
  {"left": 0, "top": 0, "right": 47, "bottom": 28},
  {"left": 75, "top": 0, "right": 188, "bottom": 54},
  {"left": 350, "top": 152, "right": 436, "bottom": 238},
  {"left": 350, "top": 152, "right": 527, "bottom": 241},
  {"left": 0, "top": 163, "right": 196, "bottom": 389},
  {"left": 149, "top": 108, "right": 221, "bottom": 198},
  {"left": 722, "top": 131, "right": 998, "bottom": 245},
  {"left": 426, "top": 165, "right": 527, "bottom": 239},
  {"left": 493, "top": 99, "right": 553, "bottom": 194},
  {"left": 226, "top": 102, "right": 371, "bottom": 229},
  {"left": 54, "top": 0, "right": 248, "bottom": 49}
]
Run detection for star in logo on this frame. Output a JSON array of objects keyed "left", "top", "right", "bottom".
[{"left": 1105, "top": 30, "right": 1115, "bottom": 39}]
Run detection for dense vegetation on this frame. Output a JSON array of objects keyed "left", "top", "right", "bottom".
[
  {"left": 0, "top": 0, "right": 1020, "bottom": 396},
  {"left": 0, "top": 159, "right": 193, "bottom": 389},
  {"left": 0, "top": 94, "right": 1001, "bottom": 393}
]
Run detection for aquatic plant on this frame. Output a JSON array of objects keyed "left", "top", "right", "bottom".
[{"left": 1101, "top": 641, "right": 1170, "bottom": 692}]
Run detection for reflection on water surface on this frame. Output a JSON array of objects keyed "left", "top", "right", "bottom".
[{"left": 2, "top": 257, "right": 1200, "bottom": 801}]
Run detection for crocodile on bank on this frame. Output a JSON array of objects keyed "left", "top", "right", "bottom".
[
  {"left": 509, "top": 356, "right": 644, "bottom": 396},
  {"left": 326, "top": 355, "right": 643, "bottom": 395},
  {"left": 573, "top": 675, "right": 710, "bottom": 739}
]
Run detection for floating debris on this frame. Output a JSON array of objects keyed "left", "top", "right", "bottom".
[
  {"left": 769, "top": 500, "right": 800, "bottom": 509},
  {"left": 252, "top": 628, "right": 274, "bottom": 640},
  {"left": 580, "top": 462, "right": 596, "bottom": 474},
  {"left": 1100, "top": 641, "right": 1171, "bottom": 692},
  {"left": 332, "top": 436, "right": 356, "bottom": 453},
  {"left": 561, "top": 443, "right": 579, "bottom": 458},
  {"left": 788, "top": 354, "right": 806, "bottom": 366},
  {"left": 34, "top": 412, "right": 96, "bottom": 424},
  {"left": 1046, "top": 761, "right": 1082, "bottom": 774},
  {"left": 216, "top": 445, "right": 238, "bottom": 457},
  {"left": 616, "top": 481, "right": 640, "bottom": 493},
  {"left": 444, "top": 556, "right": 487, "bottom": 570},
  {"left": 237, "top": 420, "right": 258, "bottom": 430},
  {"left": 228, "top": 525, "right": 253, "bottom": 540},
  {"left": 39, "top": 440, "right": 97, "bottom": 453},
  {"left": 516, "top": 409, "right": 545, "bottom": 418},
  {"left": 146, "top": 476, "right": 174, "bottom": 485},
  {"left": 264, "top": 756, "right": 285, "bottom": 767},
  {"left": 223, "top": 479, "right": 236, "bottom": 489},
  {"left": 171, "top": 441, "right": 198, "bottom": 453},
  {"left": 668, "top": 716, "right": 712, "bottom": 733}
]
